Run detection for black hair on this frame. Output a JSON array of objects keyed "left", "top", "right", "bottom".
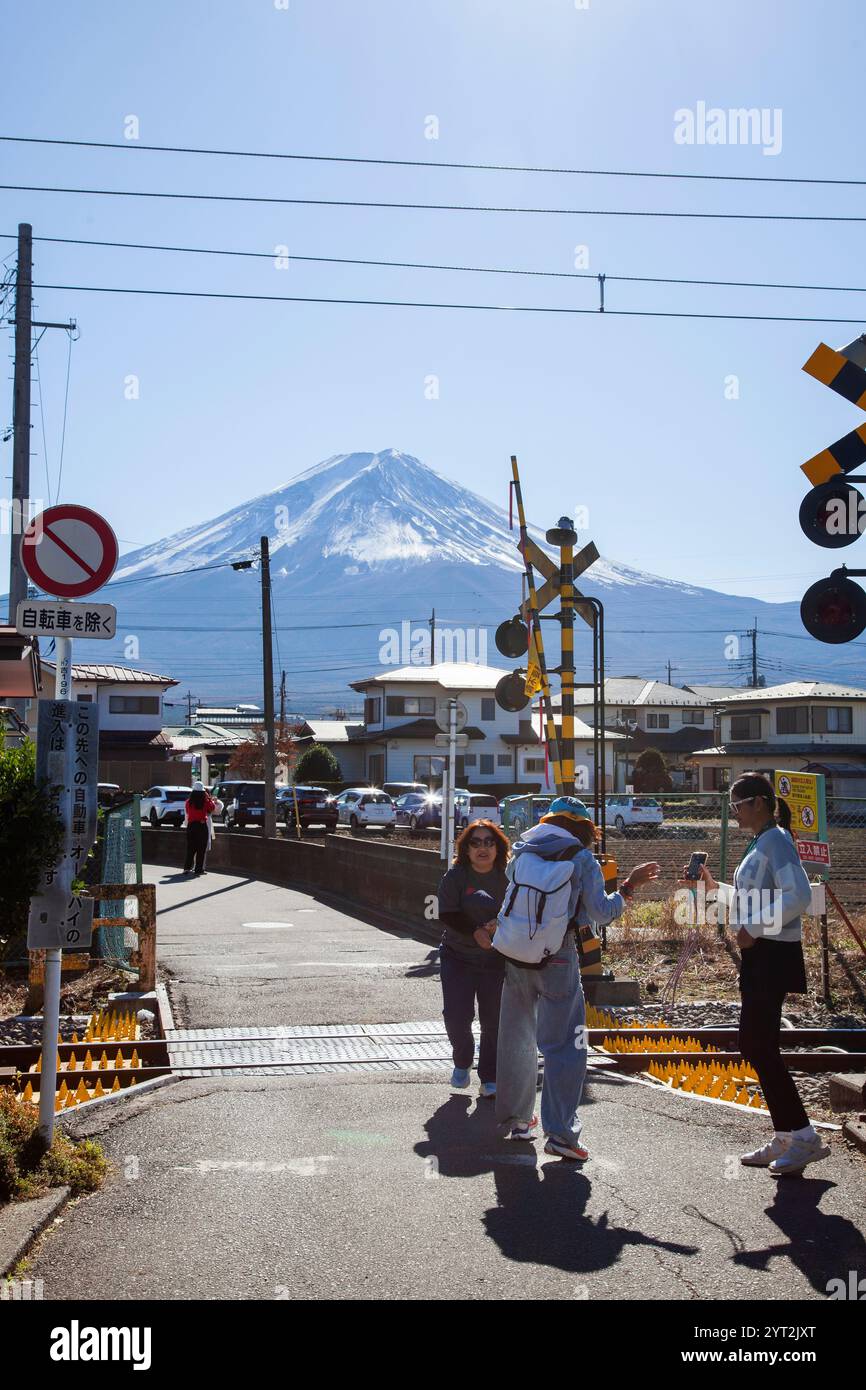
[
  {"left": 730, "top": 772, "right": 792, "bottom": 832},
  {"left": 188, "top": 789, "right": 207, "bottom": 812}
]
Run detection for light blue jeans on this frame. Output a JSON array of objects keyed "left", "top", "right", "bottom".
[{"left": 495, "top": 936, "right": 587, "bottom": 1145}]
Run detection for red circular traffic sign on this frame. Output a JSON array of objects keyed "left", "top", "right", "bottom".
[{"left": 20, "top": 504, "right": 119, "bottom": 599}]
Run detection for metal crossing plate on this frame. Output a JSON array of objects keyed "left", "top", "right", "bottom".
[{"left": 166, "top": 1020, "right": 482, "bottom": 1076}]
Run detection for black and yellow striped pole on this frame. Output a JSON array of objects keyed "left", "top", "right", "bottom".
[
  {"left": 510, "top": 457, "right": 563, "bottom": 789},
  {"left": 546, "top": 516, "right": 578, "bottom": 793}
]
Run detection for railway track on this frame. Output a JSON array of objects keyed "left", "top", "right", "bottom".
[{"left": 592, "top": 1027, "right": 866, "bottom": 1075}]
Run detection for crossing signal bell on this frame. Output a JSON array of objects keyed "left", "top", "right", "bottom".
[
  {"left": 799, "top": 336, "right": 866, "bottom": 641},
  {"left": 495, "top": 670, "right": 531, "bottom": 712},
  {"left": 800, "top": 568, "right": 866, "bottom": 644},
  {"left": 495, "top": 617, "right": 529, "bottom": 658}
]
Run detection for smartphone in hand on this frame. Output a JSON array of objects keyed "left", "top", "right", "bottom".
[{"left": 684, "top": 851, "right": 708, "bottom": 881}]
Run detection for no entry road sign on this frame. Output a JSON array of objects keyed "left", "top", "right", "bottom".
[{"left": 20, "top": 504, "right": 118, "bottom": 599}]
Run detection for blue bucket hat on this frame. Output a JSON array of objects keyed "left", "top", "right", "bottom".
[{"left": 541, "top": 796, "right": 592, "bottom": 824}]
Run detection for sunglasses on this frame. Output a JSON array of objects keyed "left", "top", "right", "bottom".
[
  {"left": 729, "top": 796, "right": 757, "bottom": 811},
  {"left": 469, "top": 837, "right": 496, "bottom": 848}
]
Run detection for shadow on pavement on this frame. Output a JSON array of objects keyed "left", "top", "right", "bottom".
[
  {"left": 405, "top": 950, "right": 441, "bottom": 979},
  {"left": 732, "top": 1178, "right": 866, "bottom": 1294},
  {"left": 415, "top": 1094, "right": 699, "bottom": 1278},
  {"left": 154, "top": 875, "right": 258, "bottom": 913}
]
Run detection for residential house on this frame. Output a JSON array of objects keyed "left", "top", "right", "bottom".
[
  {"left": 292, "top": 719, "right": 366, "bottom": 783},
  {"left": 691, "top": 681, "right": 866, "bottom": 798},
  {"left": 0, "top": 626, "right": 40, "bottom": 714},
  {"left": 36, "top": 662, "right": 183, "bottom": 789},
  {"left": 548, "top": 677, "right": 742, "bottom": 790},
  {"left": 348, "top": 662, "right": 616, "bottom": 793}
]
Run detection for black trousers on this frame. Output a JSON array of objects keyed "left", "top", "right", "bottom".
[
  {"left": 184, "top": 822, "right": 209, "bottom": 874},
  {"left": 440, "top": 944, "right": 504, "bottom": 1083},
  {"left": 738, "top": 942, "right": 808, "bottom": 1132}
]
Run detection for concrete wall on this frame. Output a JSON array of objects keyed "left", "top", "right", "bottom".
[{"left": 143, "top": 828, "right": 446, "bottom": 928}]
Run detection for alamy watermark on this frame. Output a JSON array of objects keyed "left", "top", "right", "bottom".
[
  {"left": 674, "top": 883, "right": 782, "bottom": 933},
  {"left": 674, "top": 102, "right": 782, "bottom": 157},
  {"left": 379, "top": 620, "right": 488, "bottom": 666}
]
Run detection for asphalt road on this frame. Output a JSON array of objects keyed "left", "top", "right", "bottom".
[{"left": 28, "top": 863, "right": 866, "bottom": 1303}]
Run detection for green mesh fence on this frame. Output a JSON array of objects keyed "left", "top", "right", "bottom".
[{"left": 96, "top": 795, "right": 142, "bottom": 968}]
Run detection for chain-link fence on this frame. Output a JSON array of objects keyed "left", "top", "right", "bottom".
[
  {"left": 502, "top": 791, "right": 866, "bottom": 906},
  {"left": 96, "top": 795, "right": 142, "bottom": 969}
]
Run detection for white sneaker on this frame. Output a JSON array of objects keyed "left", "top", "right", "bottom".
[
  {"left": 769, "top": 1135, "right": 831, "bottom": 1177},
  {"left": 740, "top": 1134, "right": 791, "bottom": 1167}
]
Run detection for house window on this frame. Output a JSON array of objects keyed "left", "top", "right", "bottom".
[
  {"left": 108, "top": 695, "right": 160, "bottom": 715},
  {"left": 620, "top": 708, "right": 637, "bottom": 721},
  {"left": 463, "top": 754, "right": 477, "bottom": 768},
  {"left": 479, "top": 754, "right": 494, "bottom": 775},
  {"left": 414, "top": 755, "right": 445, "bottom": 780},
  {"left": 368, "top": 753, "right": 384, "bottom": 785},
  {"left": 497, "top": 753, "right": 511, "bottom": 767},
  {"left": 730, "top": 714, "right": 762, "bottom": 741},
  {"left": 776, "top": 706, "right": 809, "bottom": 735},
  {"left": 710, "top": 767, "right": 731, "bottom": 790},
  {"left": 385, "top": 696, "right": 435, "bottom": 717},
  {"left": 364, "top": 697, "right": 381, "bottom": 725},
  {"left": 77, "top": 694, "right": 93, "bottom": 703},
  {"left": 524, "top": 758, "right": 546, "bottom": 773},
  {"left": 812, "top": 706, "right": 852, "bottom": 734},
  {"left": 481, "top": 698, "right": 496, "bottom": 721},
  {"left": 682, "top": 709, "right": 704, "bottom": 724},
  {"left": 646, "top": 713, "right": 669, "bottom": 729}
]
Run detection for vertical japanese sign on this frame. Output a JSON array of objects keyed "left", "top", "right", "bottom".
[{"left": 27, "top": 698, "right": 99, "bottom": 948}]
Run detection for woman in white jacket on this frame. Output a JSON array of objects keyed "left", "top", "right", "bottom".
[{"left": 685, "top": 773, "right": 828, "bottom": 1177}]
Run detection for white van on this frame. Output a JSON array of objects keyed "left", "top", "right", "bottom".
[{"left": 454, "top": 792, "right": 501, "bottom": 830}]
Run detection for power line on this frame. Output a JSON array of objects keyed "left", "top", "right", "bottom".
[
  {"left": 24, "top": 282, "right": 866, "bottom": 325},
  {"left": 5, "top": 182, "right": 866, "bottom": 224},
  {"left": 5, "top": 231, "right": 866, "bottom": 296},
  {"left": 3, "top": 133, "right": 864, "bottom": 188}
]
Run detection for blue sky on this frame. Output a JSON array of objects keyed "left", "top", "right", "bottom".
[{"left": 2, "top": 0, "right": 866, "bottom": 615}]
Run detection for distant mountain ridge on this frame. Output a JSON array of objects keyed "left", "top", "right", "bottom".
[{"left": 24, "top": 449, "right": 861, "bottom": 710}]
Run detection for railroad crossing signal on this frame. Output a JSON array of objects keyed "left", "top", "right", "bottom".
[
  {"left": 798, "top": 337, "right": 866, "bottom": 642},
  {"left": 494, "top": 459, "right": 601, "bottom": 794}
]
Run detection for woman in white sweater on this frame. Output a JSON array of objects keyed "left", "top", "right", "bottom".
[{"left": 684, "top": 773, "right": 829, "bottom": 1177}]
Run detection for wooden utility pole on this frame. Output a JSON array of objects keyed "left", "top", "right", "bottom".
[
  {"left": 429, "top": 609, "right": 436, "bottom": 664},
  {"left": 260, "top": 536, "right": 277, "bottom": 838},
  {"left": 8, "top": 224, "right": 32, "bottom": 628},
  {"left": 279, "top": 669, "right": 286, "bottom": 726}
]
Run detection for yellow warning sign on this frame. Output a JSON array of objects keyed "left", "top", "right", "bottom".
[
  {"left": 774, "top": 770, "right": 821, "bottom": 835},
  {"left": 523, "top": 631, "right": 543, "bottom": 696}
]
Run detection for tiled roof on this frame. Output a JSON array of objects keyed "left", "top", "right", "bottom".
[
  {"left": 350, "top": 662, "right": 511, "bottom": 691},
  {"left": 691, "top": 743, "right": 866, "bottom": 759},
  {"left": 302, "top": 720, "right": 365, "bottom": 743},
  {"left": 552, "top": 678, "right": 719, "bottom": 709},
  {"left": 42, "top": 661, "right": 178, "bottom": 686},
  {"left": 353, "top": 718, "right": 486, "bottom": 743},
  {"left": 717, "top": 681, "right": 866, "bottom": 704}
]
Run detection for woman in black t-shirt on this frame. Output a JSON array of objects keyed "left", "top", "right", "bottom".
[{"left": 437, "top": 819, "right": 510, "bottom": 1097}]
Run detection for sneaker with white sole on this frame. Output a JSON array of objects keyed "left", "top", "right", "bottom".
[
  {"left": 543, "top": 1135, "right": 589, "bottom": 1162},
  {"left": 769, "top": 1135, "right": 830, "bottom": 1176},
  {"left": 507, "top": 1116, "right": 538, "bottom": 1141},
  {"left": 478, "top": 1081, "right": 496, "bottom": 1099},
  {"left": 740, "top": 1134, "right": 791, "bottom": 1168},
  {"left": 450, "top": 1067, "right": 471, "bottom": 1089}
]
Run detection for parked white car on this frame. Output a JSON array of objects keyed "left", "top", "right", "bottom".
[
  {"left": 453, "top": 792, "right": 501, "bottom": 831},
  {"left": 334, "top": 788, "right": 396, "bottom": 833},
  {"left": 606, "top": 795, "right": 664, "bottom": 834},
  {"left": 140, "top": 785, "right": 191, "bottom": 828}
]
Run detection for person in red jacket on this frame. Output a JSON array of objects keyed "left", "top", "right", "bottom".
[{"left": 184, "top": 781, "right": 216, "bottom": 876}]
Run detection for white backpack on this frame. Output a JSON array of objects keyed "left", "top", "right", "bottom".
[{"left": 492, "top": 852, "right": 577, "bottom": 966}]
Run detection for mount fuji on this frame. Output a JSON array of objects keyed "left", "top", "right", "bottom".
[{"left": 43, "top": 449, "right": 860, "bottom": 712}]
